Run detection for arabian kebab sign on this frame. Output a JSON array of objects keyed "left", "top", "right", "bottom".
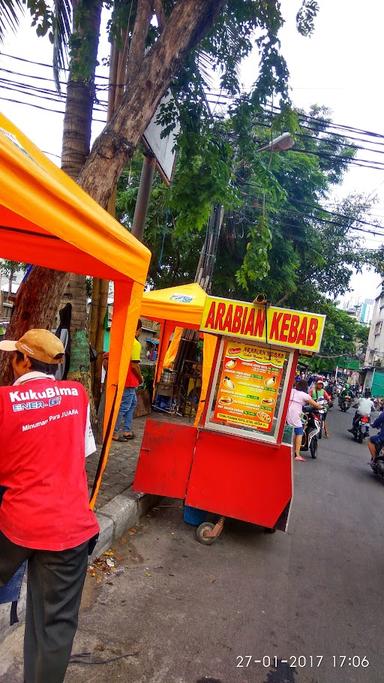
[{"left": 200, "top": 296, "right": 325, "bottom": 353}]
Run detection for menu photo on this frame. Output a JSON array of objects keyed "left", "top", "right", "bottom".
[{"left": 213, "top": 341, "right": 287, "bottom": 433}]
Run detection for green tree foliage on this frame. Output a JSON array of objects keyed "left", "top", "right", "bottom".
[
  {"left": 218, "top": 105, "right": 361, "bottom": 303},
  {"left": 306, "top": 302, "right": 368, "bottom": 373},
  {"left": 116, "top": 101, "right": 380, "bottom": 372},
  {"left": 0, "top": 260, "right": 26, "bottom": 293},
  {"left": 116, "top": 103, "right": 380, "bottom": 306}
]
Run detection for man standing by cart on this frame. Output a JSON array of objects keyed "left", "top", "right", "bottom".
[
  {"left": 112, "top": 318, "right": 143, "bottom": 441},
  {"left": 0, "top": 329, "right": 99, "bottom": 683}
]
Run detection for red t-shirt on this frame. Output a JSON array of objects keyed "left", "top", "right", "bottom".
[
  {"left": 0, "top": 376, "right": 99, "bottom": 551},
  {"left": 125, "top": 337, "right": 142, "bottom": 389}
]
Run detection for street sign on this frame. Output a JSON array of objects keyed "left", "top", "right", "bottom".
[{"left": 142, "top": 92, "right": 179, "bottom": 185}]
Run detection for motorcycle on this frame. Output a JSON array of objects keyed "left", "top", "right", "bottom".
[
  {"left": 339, "top": 394, "right": 352, "bottom": 412},
  {"left": 373, "top": 397, "right": 384, "bottom": 412},
  {"left": 300, "top": 406, "right": 321, "bottom": 458},
  {"left": 370, "top": 444, "right": 384, "bottom": 481},
  {"left": 350, "top": 414, "right": 370, "bottom": 444},
  {"left": 316, "top": 397, "right": 329, "bottom": 438}
]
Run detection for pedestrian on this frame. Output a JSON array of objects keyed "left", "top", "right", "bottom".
[
  {"left": 286, "top": 379, "right": 321, "bottom": 461},
  {"left": 0, "top": 329, "right": 99, "bottom": 683},
  {"left": 112, "top": 318, "right": 143, "bottom": 441}
]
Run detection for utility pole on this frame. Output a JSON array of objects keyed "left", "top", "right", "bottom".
[
  {"left": 195, "top": 205, "right": 224, "bottom": 292},
  {"left": 132, "top": 152, "right": 157, "bottom": 241},
  {"left": 172, "top": 204, "right": 224, "bottom": 408}
]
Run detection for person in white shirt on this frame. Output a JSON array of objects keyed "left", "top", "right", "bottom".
[{"left": 348, "top": 395, "right": 374, "bottom": 433}]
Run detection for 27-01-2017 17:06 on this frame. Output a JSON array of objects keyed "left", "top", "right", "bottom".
[{"left": 235, "top": 655, "right": 370, "bottom": 668}]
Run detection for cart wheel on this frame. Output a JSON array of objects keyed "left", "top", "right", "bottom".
[
  {"left": 195, "top": 522, "right": 217, "bottom": 545},
  {"left": 263, "top": 527, "right": 276, "bottom": 534}
]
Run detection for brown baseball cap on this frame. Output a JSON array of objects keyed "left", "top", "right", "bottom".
[{"left": 0, "top": 329, "right": 64, "bottom": 364}]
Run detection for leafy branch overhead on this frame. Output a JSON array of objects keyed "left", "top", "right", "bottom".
[{"left": 116, "top": 101, "right": 381, "bottom": 311}]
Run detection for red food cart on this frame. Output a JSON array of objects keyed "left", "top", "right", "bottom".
[{"left": 134, "top": 294, "right": 325, "bottom": 543}]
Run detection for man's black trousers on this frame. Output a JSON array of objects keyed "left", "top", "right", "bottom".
[{"left": 0, "top": 530, "right": 89, "bottom": 683}]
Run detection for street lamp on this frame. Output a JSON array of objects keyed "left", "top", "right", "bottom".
[{"left": 257, "top": 132, "right": 294, "bottom": 153}]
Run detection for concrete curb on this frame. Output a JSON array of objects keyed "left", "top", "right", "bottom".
[{"left": 91, "top": 490, "right": 160, "bottom": 560}]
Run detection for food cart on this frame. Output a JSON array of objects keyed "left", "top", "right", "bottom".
[
  {"left": 134, "top": 293, "right": 325, "bottom": 542},
  {"left": 0, "top": 114, "right": 151, "bottom": 507}
]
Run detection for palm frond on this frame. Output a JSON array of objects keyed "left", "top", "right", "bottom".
[
  {"left": 52, "top": 0, "right": 72, "bottom": 92},
  {"left": 0, "top": 0, "right": 23, "bottom": 42}
]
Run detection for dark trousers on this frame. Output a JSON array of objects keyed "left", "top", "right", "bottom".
[{"left": 0, "top": 530, "right": 89, "bottom": 683}]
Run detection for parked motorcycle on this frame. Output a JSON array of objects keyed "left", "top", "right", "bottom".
[
  {"left": 301, "top": 406, "right": 321, "bottom": 458},
  {"left": 339, "top": 394, "right": 352, "bottom": 412},
  {"left": 350, "top": 414, "right": 370, "bottom": 444}
]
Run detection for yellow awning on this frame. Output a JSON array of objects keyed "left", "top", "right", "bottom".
[
  {"left": 141, "top": 282, "right": 207, "bottom": 327},
  {"left": 0, "top": 114, "right": 152, "bottom": 507},
  {"left": 140, "top": 282, "right": 216, "bottom": 427}
]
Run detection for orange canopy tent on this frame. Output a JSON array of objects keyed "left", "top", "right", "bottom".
[
  {"left": 140, "top": 283, "right": 218, "bottom": 425},
  {"left": 0, "top": 114, "right": 151, "bottom": 506}
]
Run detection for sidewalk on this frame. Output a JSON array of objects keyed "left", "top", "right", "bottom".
[
  {"left": 0, "top": 414, "right": 156, "bottom": 643},
  {"left": 87, "top": 410, "right": 194, "bottom": 557}
]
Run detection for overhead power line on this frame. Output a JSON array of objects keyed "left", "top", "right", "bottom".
[
  {"left": 0, "top": 94, "right": 107, "bottom": 124},
  {"left": 0, "top": 51, "right": 109, "bottom": 81},
  {"left": 3, "top": 51, "right": 384, "bottom": 145},
  {"left": 4, "top": 82, "right": 384, "bottom": 170}
]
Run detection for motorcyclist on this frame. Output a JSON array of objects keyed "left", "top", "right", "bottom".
[
  {"left": 309, "top": 378, "right": 331, "bottom": 437},
  {"left": 348, "top": 394, "right": 374, "bottom": 434},
  {"left": 368, "top": 407, "right": 384, "bottom": 463},
  {"left": 338, "top": 383, "right": 352, "bottom": 409},
  {"left": 340, "top": 383, "right": 351, "bottom": 399}
]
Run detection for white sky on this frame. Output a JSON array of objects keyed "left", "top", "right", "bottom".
[
  {"left": 282, "top": 0, "right": 384, "bottom": 305},
  {"left": 0, "top": 0, "right": 383, "bottom": 303}
]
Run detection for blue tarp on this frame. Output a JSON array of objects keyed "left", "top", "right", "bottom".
[{"left": 0, "top": 561, "right": 27, "bottom": 625}]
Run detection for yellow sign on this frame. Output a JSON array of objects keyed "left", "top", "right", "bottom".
[{"left": 200, "top": 296, "right": 325, "bottom": 353}]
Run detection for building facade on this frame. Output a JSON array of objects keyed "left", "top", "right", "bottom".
[{"left": 365, "top": 285, "right": 384, "bottom": 367}]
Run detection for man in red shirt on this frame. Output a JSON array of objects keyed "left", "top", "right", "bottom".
[
  {"left": 0, "top": 329, "right": 99, "bottom": 683},
  {"left": 112, "top": 319, "right": 143, "bottom": 441}
]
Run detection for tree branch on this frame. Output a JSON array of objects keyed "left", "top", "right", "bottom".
[
  {"left": 126, "top": 0, "right": 153, "bottom": 89},
  {"left": 153, "top": 0, "right": 166, "bottom": 32},
  {"left": 79, "top": 0, "right": 226, "bottom": 208}
]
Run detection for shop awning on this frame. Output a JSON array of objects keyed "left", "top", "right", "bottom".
[
  {"left": 140, "top": 282, "right": 216, "bottom": 426},
  {"left": 0, "top": 114, "right": 151, "bottom": 506},
  {"left": 141, "top": 282, "right": 207, "bottom": 327}
]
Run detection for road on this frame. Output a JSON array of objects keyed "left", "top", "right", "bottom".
[{"left": 3, "top": 407, "right": 384, "bottom": 683}]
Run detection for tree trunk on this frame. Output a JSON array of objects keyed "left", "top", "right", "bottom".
[
  {"left": 0, "top": 268, "right": 69, "bottom": 385},
  {"left": 79, "top": 0, "right": 226, "bottom": 208},
  {"left": 7, "top": 265, "right": 14, "bottom": 296},
  {"left": 6, "top": 0, "right": 226, "bottom": 371},
  {"left": 61, "top": 0, "right": 103, "bottom": 383},
  {"left": 61, "top": 80, "right": 95, "bottom": 178}
]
